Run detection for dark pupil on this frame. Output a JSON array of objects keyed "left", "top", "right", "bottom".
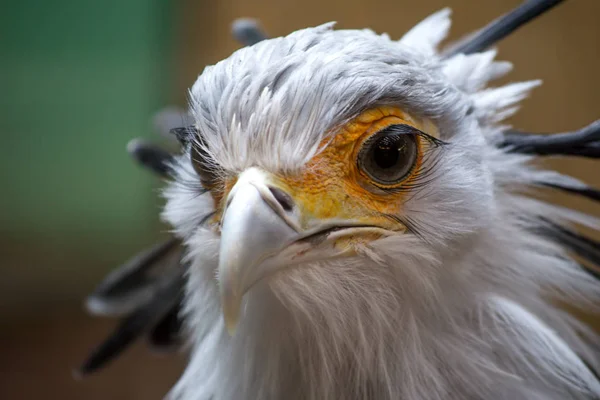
[{"left": 373, "top": 136, "right": 403, "bottom": 169}]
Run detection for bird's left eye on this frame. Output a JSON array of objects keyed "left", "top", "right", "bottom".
[{"left": 357, "top": 124, "right": 418, "bottom": 186}]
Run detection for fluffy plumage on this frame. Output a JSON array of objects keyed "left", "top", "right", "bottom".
[{"left": 82, "top": 4, "right": 600, "bottom": 400}]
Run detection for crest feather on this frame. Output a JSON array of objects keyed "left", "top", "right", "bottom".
[
  {"left": 399, "top": 8, "right": 452, "bottom": 56},
  {"left": 472, "top": 80, "right": 542, "bottom": 123},
  {"left": 443, "top": 50, "right": 513, "bottom": 93}
]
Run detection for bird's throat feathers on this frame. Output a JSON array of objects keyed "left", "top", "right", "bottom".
[{"left": 171, "top": 214, "right": 600, "bottom": 400}]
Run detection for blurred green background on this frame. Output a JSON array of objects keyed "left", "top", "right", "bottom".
[
  {"left": 1, "top": 0, "right": 174, "bottom": 314},
  {"left": 1, "top": 0, "right": 599, "bottom": 399},
  {"left": 1, "top": 0, "right": 184, "bottom": 398}
]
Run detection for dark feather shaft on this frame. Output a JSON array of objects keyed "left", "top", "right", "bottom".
[
  {"left": 148, "top": 299, "right": 183, "bottom": 351},
  {"left": 77, "top": 270, "right": 184, "bottom": 376},
  {"left": 538, "top": 219, "right": 600, "bottom": 268},
  {"left": 127, "top": 138, "right": 175, "bottom": 177},
  {"left": 444, "top": 0, "right": 566, "bottom": 57},
  {"left": 501, "top": 120, "right": 600, "bottom": 158},
  {"left": 506, "top": 120, "right": 600, "bottom": 149},
  {"left": 553, "top": 144, "right": 600, "bottom": 158},
  {"left": 231, "top": 18, "right": 268, "bottom": 46},
  {"left": 539, "top": 181, "right": 600, "bottom": 203},
  {"left": 521, "top": 143, "right": 600, "bottom": 158},
  {"left": 86, "top": 238, "right": 181, "bottom": 316},
  {"left": 88, "top": 238, "right": 179, "bottom": 299}
]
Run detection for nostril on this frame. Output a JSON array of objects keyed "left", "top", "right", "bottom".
[{"left": 268, "top": 186, "right": 294, "bottom": 212}]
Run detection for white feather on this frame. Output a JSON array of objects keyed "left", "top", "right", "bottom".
[
  {"left": 443, "top": 50, "right": 513, "bottom": 93},
  {"left": 399, "top": 8, "right": 452, "bottom": 56},
  {"left": 473, "top": 80, "right": 542, "bottom": 123}
]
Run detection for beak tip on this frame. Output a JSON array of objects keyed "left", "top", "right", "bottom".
[
  {"left": 225, "top": 319, "right": 238, "bottom": 336},
  {"left": 223, "top": 307, "right": 240, "bottom": 336},
  {"left": 221, "top": 288, "right": 241, "bottom": 336}
]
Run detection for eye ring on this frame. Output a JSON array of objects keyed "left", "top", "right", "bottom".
[{"left": 357, "top": 124, "right": 419, "bottom": 187}]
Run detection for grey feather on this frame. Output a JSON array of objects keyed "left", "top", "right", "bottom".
[
  {"left": 442, "top": 0, "right": 566, "bottom": 57},
  {"left": 127, "top": 138, "right": 175, "bottom": 178},
  {"left": 78, "top": 268, "right": 184, "bottom": 376},
  {"left": 85, "top": 237, "right": 182, "bottom": 316},
  {"left": 502, "top": 120, "right": 600, "bottom": 158},
  {"left": 231, "top": 18, "right": 268, "bottom": 46}
]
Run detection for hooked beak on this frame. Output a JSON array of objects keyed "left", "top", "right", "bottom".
[{"left": 218, "top": 168, "right": 392, "bottom": 334}]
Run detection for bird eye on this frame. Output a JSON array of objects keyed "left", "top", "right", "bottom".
[{"left": 357, "top": 124, "right": 418, "bottom": 186}]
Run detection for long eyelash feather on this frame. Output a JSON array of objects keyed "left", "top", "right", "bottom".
[
  {"left": 380, "top": 129, "right": 449, "bottom": 195},
  {"left": 170, "top": 126, "right": 199, "bottom": 147}
]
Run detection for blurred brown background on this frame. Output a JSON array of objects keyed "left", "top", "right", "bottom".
[{"left": 1, "top": 0, "right": 599, "bottom": 398}]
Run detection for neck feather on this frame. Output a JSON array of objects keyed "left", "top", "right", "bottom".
[{"left": 171, "top": 226, "right": 600, "bottom": 400}]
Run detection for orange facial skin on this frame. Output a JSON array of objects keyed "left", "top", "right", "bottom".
[{"left": 209, "top": 106, "right": 439, "bottom": 232}]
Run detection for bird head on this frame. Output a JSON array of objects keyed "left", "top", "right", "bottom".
[{"left": 163, "top": 12, "right": 523, "bottom": 334}]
